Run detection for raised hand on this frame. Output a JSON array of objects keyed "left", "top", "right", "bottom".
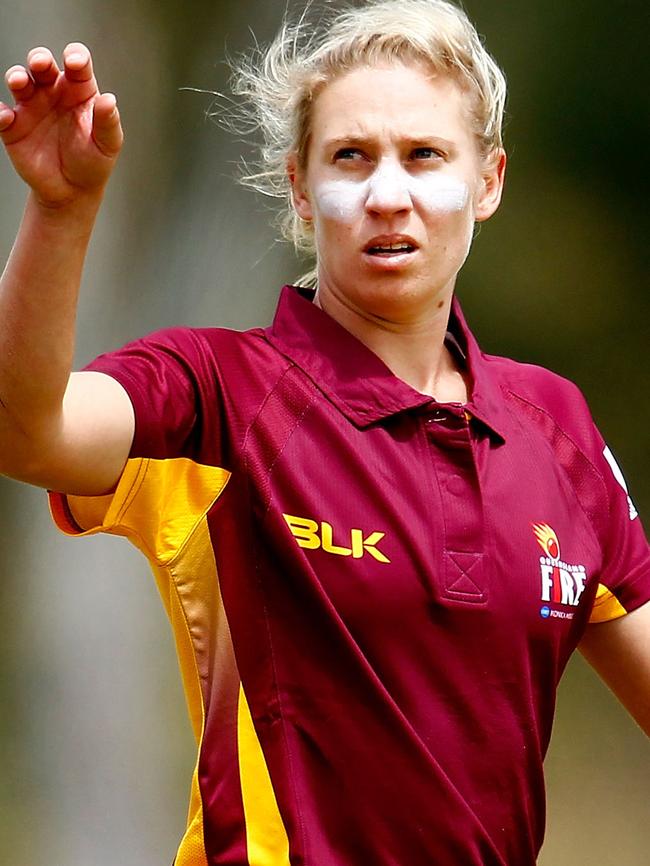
[{"left": 0, "top": 44, "right": 123, "bottom": 207}]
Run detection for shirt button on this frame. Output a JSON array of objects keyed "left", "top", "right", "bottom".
[{"left": 447, "top": 475, "right": 465, "bottom": 496}]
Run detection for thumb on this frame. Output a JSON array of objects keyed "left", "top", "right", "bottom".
[{"left": 91, "top": 92, "right": 123, "bottom": 157}]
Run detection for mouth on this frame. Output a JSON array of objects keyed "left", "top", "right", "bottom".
[{"left": 363, "top": 235, "right": 419, "bottom": 258}]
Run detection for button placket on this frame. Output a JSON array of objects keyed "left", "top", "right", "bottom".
[{"left": 424, "top": 412, "right": 487, "bottom": 605}]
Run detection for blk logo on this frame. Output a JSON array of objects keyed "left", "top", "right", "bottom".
[
  {"left": 283, "top": 514, "right": 390, "bottom": 563},
  {"left": 532, "top": 523, "right": 587, "bottom": 610}
]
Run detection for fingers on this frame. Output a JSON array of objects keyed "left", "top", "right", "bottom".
[
  {"left": 4, "top": 48, "right": 60, "bottom": 103},
  {"left": 62, "top": 42, "right": 94, "bottom": 84},
  {"left": 92, "top": 92, "right": 123, "bottom": 157},
  {"left": 0, "top": 102, "right": 16, "bottom": 132},
  {"left": 3, "top": 43, "right": 94, "bottom": 106},
  {"left": 1, "top": 43, "right": 114, "bottom": 150},
  {"left": 5, "top": 64, "right": 35, "bottom": 102},
  {"left": 27, "top": 47, "right": 60, "bottom": 86}
]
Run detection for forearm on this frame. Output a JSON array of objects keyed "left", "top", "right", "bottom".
[{"left": 0, "top": 190, "right": 102, "bottom": 436}]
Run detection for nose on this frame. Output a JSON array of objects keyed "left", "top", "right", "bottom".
[{"left": 364, "top": 159, "right": 413, "bottom": 217}]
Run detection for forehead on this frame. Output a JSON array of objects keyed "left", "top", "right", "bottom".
[{"left": 308, "top": 63, "right": 474, "bottom": 146}]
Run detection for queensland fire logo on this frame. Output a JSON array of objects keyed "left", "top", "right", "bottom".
[{"left": 532, "top": 523, "right": 588, "bottom": 620}]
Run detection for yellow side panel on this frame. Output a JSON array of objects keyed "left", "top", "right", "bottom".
[
  {"left": 163, "top": 517, "right": 243, "bottom": 865},
  {"left": 155, "top": 520, "right": 217, "bottom": 866},
  {"left": 238, "top": 685, "right": 291, "bottom": 866},
  {"left": 174, "top": 763, "right": 209, "bottom": 866},
  {"left": 157, "top": 560, "right": 206, "bottom": 741},
  {"left": 54, "top": 459, "right": 292, "bottom": 865},
  {"left": 589, "top": 582, "right": 628, "bottom": 623},
  {"left": 62, "top": 460, "right": 233, "bottom": 866}
]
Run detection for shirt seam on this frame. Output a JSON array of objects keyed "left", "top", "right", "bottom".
[
  {"left": 241, "top": 363, "right": 313, "bottom": 863},
  {"left": 504, "top": 388, "right": 612, "bottom": 528}
]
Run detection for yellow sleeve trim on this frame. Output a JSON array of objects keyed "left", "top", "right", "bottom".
[
  {"left": 48, "top": 458, "right": 147, "bottom": 537},
  {"left": 69, "top": 458, "right": 148, "bottom": 533},
  {"left": 589, "top": 582, "right": 628, "bottom": 623},
  {"left": 50, "top": 457, "right": 230, "bottom": 566}
]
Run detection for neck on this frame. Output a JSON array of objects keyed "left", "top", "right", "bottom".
[{"left": 313, "top": 283, "right": 468, "bottom": 403}]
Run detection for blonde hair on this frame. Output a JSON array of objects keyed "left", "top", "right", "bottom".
[{"left": 221, "top": 0, "right": 507, "bottom": 270}]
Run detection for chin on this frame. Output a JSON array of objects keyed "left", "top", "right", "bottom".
[{"left": 351, "top": 282, "right": 436, "bottom": 322}]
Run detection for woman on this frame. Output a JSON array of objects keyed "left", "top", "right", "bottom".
[{"left": 0, "top": 1, "right": 648, "bottom": 864}]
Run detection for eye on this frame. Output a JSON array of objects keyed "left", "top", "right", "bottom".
[
  {"left": 333, "top": 147, "right": 365, "bottom": 162},
  {"left": 410, "top": 147, "right": 445, "bottom": 161}
]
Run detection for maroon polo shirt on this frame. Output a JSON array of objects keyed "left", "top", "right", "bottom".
[{"left": 50, "top": 285, "right": 650, "bottom": 866}]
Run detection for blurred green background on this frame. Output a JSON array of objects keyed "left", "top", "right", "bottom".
[{"left": 0, "top": 1, "right": 648, "bottom": 863}]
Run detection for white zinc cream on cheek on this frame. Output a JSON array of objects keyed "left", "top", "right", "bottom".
[
  {"left": 408, "top": 172, "right": 470, "bottom": 214},
  {"left": 313, "top": 164, "right": 470, "bottom": 222},
  {"left": 314, "top": 178, "right": 368, "bottom": 222}
]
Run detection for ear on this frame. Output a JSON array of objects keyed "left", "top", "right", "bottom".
[
  {"left": 474, "top": 148, "right": 507, "bottom": 223},
  {"left": 287, "top": 153, "right": 313, "bottom": 221}
]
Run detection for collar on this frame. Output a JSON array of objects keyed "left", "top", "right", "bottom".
[{"left": 265, "top": 285, "right": 508, "bottom": 441}]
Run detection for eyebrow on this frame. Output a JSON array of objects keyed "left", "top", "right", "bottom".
[{"left": 324, "top": 135, "right": 458, "bottom": 152}]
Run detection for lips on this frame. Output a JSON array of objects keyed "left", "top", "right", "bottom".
[{"left": 363, "top": 234, "right": 419, "bottom": 256}]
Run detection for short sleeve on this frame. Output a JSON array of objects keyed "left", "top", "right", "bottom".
[
  {"left": 48, "top": 327, "right": 230, "bottom": 546},
  {"left": 516, "top": 368, "right": 650, "bottom": 624},
  {"left": 587, "top": 434, "right": 650, "bottom": 623},
  {"left": 84, "top": 327, "right": 224, "bottom": 463}
]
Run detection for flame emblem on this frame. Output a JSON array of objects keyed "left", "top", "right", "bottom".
[{"left": 532, "top": 523, "right": 560, "bottom": 561}]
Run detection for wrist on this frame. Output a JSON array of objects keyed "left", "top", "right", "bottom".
[
  {"left": 28, "top": 186, "right": 106, "bottom": 218},
  {"left": 25, "top": 188, "right": 105, "bottom": 236}
]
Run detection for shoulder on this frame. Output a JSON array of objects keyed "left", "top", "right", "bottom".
[
  {"left": 101, "top": 323, "right": 283, "bottom": 381},
  {"left": 121, "top": 323, "right": 270, "bottom": 359},
  {"left": 485, "top": 352, "right": 600, "bottom": 454},
  {"left": 483, "top": 352, "right": 616, "bottom": 530}
]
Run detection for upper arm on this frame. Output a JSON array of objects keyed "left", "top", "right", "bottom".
[
  {"left": 579, "top": 599, "right": 650, "bottom": 736},
  {"left": 2, "top": 326, "right": 227, "bottom": 496},
  {"left": 3, "top": 370, "right": 135, "bottom": 496}
]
